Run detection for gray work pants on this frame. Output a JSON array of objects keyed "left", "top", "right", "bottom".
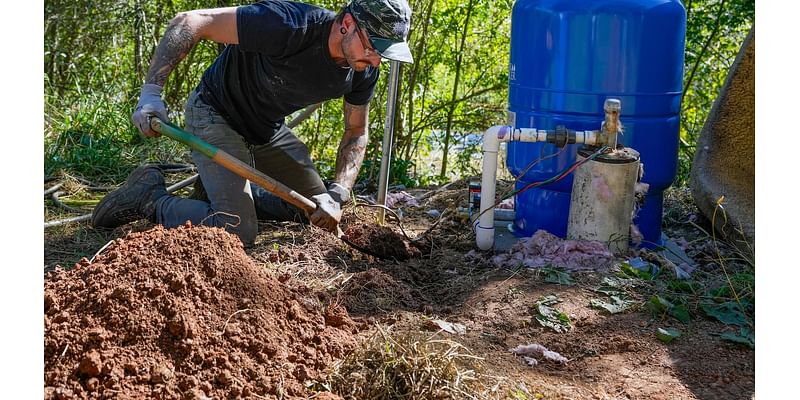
[{"left": 154, "top": 88, "right": 327, "bottom": 247}]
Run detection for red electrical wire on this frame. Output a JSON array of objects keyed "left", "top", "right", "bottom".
[{"left": 471, "top": 146, "right": 610, "bottom": 231}]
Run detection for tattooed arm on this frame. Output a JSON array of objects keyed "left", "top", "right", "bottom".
[
  {"left": 133, "top": 8, "right": 239, "bottom": 137},
  {"left": 145, "top": 8, "right": 239, "bottom": 86},
  {"left": 307, "top": 101, "right": 368, "bottom": 232},
  {"left": 332, "top": 101, "right": 370, "bottom": 193}
]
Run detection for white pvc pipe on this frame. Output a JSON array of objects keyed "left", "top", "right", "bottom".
[
  {"left": 475, "top": 124, "right": 599, "bottom": 250},
  {"left": 476, "top": 125, "right": 512, "bottom": 250}
]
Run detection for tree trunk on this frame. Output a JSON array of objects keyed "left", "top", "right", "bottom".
[
  {"left": 134, "top": 0, "right": 145, "bottom": 81},
  {"left": 410, "top": 73, "right": 432, "bottom": 160},
  {"left": 440, "top": 0, "right": 475, "bottom": 180},
  {"left": 399, "top": 0, "right": 435, "bottom": 160}
]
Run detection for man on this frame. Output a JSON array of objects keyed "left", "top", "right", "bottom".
[{"left": 91, "top": 0, "right": 413, "bottom": 247}]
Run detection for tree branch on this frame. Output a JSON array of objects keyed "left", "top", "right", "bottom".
[{"left": 681, "top": 0, "right": 727, "bottom": 108}]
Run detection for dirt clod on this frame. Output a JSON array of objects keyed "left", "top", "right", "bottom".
[{"left": 343, "top": 223, "right": 422, "bottom": 260}]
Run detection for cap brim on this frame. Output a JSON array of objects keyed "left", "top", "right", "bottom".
[{"left": 371, "top": 37, "right": 414, "bottom": 63}]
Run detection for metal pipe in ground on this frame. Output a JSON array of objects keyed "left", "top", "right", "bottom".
[
  {"left": 377, "top": 61, "right": 401, "bottom": 225},
  {"left": 567, "top": 146, "right": 640, "bottom": 254}
]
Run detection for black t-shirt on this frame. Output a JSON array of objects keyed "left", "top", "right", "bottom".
[{"left": 199, "top": 0, "right": 379, "bottom": 145}]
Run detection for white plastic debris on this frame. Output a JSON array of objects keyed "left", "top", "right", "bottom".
[
  {"left": 428, "top": 319, "right": 467, "bottom": 335},
  {"left": 522, "top": 356, "right": 538, "bottom": 366}
]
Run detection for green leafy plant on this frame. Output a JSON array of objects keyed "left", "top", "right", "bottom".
[
  {"left": 677, "top": 0, "right": 754, "bottom": 184},
  {"left": 667, "top": 279, "right": 701, "bottom": 294},
  {"left": 591, "top": 296, "right": 636, "bottom": 315},
  {"left": 647, "top": 295, "right": 690, "bottom": 324},
  {"left": 357, "top": 157, "right": 420, "bottom": 188},
  {"left": 542, "top": 267, "right": 576, "bottom": 286},
  {"left": 701, "top": 301, "right": 748, "bottom": 326},
  {"left": 534, "top": 295, "right": 572, "bottom": 333},
  {"left": 618, "top": 258, "right": 660, "bottom": 281},
  {"left": 719, "top": 327, "right": 754, "bottom": 349},
  {"left": 657, "top": 327, "right": 682, "bottom": 344}
]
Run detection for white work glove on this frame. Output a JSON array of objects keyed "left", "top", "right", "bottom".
[
  {"left": 326, "top": 182, "right": 351, "bottom": 204},
  {"left": 310, "top": 193, "right": 343, "bottom": 233},
  {"left": 132, "top": 84, "right": 169, "bottom": 138}
]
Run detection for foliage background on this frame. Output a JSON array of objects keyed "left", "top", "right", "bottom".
[{"left": 44, "top": 0, "right": 754, "bottom": 187}]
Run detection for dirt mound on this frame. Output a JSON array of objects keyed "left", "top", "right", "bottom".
[{"left": 44, "top": 223, "right": 359, "bottom": 399}]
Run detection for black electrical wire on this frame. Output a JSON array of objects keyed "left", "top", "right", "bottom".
[
  {"left": 498, "top": 143, "right": 568, "bottom": 201},
  {"left": 471, "top": 146, "right": 610, "bottom": 232}
]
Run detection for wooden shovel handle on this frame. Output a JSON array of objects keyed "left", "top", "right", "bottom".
[{"left": 150, "top": 118, "right": 318, "bottom": 215}]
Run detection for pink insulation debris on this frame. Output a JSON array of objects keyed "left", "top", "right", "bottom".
[
  {"left": 385, "top": 191, "right": 420, "bottom": 208},
  {"left": 490, "top": 230, "right": 615, "bottom": 271},
  {"left": 497, "top": 197, "right": 514, "bottom": 209},
  {"left": 510, "top": 343, "right": 568, "bottom": 365}
]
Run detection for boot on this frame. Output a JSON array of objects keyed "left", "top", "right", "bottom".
[{"left": 91, "top": 165, "right": 168, "bottom": 229}]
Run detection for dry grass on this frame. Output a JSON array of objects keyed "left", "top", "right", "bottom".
[{"left": 326, "top": 325, "right": 503, "bottom": 399}]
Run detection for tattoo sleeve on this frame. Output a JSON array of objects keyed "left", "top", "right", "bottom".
[
  {"left": 335, "top": 102, "right": 370, "bottom": 189},
  {"left": 145, "top": 13, "right": 199, "bottom": 87}
]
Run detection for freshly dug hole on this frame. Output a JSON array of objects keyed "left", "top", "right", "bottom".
[
  {"left": 44, "top": 223, "right": 359, "bottom": 399},
  {"left": 343, "top": 223, "right": 426, "bottom": 260}
]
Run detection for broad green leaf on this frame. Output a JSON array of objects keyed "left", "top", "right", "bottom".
[
  {"left": 719, "top": 327, "right": 755, "bottom": 349},
  {"left": 618, "top": 257, "right": 659, "bottom": 280},
  {"left": 646, "top": 295, "right": 673, "bottom": 315},
  {"left": 535, "top": 310, "right": 571, "bottom": 333},
  {"left": 535, "top": 296, "right": 571, "bottom": 333},
  {"left": 671, "top": 304, "right": 691, "bottom": 324},
  {"left": 544, "top": 269, "right": 576, "bottom": 286},
  {"left": 657, "top": 327, "right": 682, "bottom": 343},
  {"left": 647, "top": 295, "right": 690, "bottom": 323},
  {"left": 702, "top": 302, "right": 748, "bottom": 326},
  {"left": 590, "top": 295, "right": 636, "bottom": 314},
  {"left": 667, "top": 280, "right": 700, "bottom": 294}
]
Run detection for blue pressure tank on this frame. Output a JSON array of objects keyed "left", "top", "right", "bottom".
[{"left": 506, "top": 0, "right": 686, "bottom": 246}]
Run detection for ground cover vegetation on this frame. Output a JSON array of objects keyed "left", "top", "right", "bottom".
[{"left": 44, "top": 0, "right": 755, "bottom": 398}]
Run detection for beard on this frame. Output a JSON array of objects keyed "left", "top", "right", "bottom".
[{"left": 341, "top": 34, "right": 372, "bottom": 71}]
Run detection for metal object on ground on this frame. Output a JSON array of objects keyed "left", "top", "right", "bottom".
[
  {"left": 376, "top": 60, "right": 401, "bottom": 224},
  {"left": 567, "top": 146, "right": 640, "bottom": 254},
  {"left": 468, "top": 180, "right": 481, "bottom": 219}
]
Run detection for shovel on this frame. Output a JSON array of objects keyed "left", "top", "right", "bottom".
[{"left": 149, "top": 117, "right": 383, "bottom": 258}]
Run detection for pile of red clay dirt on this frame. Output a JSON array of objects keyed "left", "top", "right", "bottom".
[{"left": 44, "top": 223, "right": 359, "bottom": 399}]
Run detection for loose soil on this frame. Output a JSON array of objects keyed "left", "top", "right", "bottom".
[
  {"left": 44, "top": 223, "right": 359, "bottom": 399},
  {"left": 342, "top": 223, "right": 424, "bottom": 260},
  {"left": 44, "top": 182, "right": 755, "bottom": 399}
]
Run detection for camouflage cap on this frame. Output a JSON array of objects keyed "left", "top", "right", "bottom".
[{"left": 348, "top": 0, "right": 413, "bottom": 63}]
